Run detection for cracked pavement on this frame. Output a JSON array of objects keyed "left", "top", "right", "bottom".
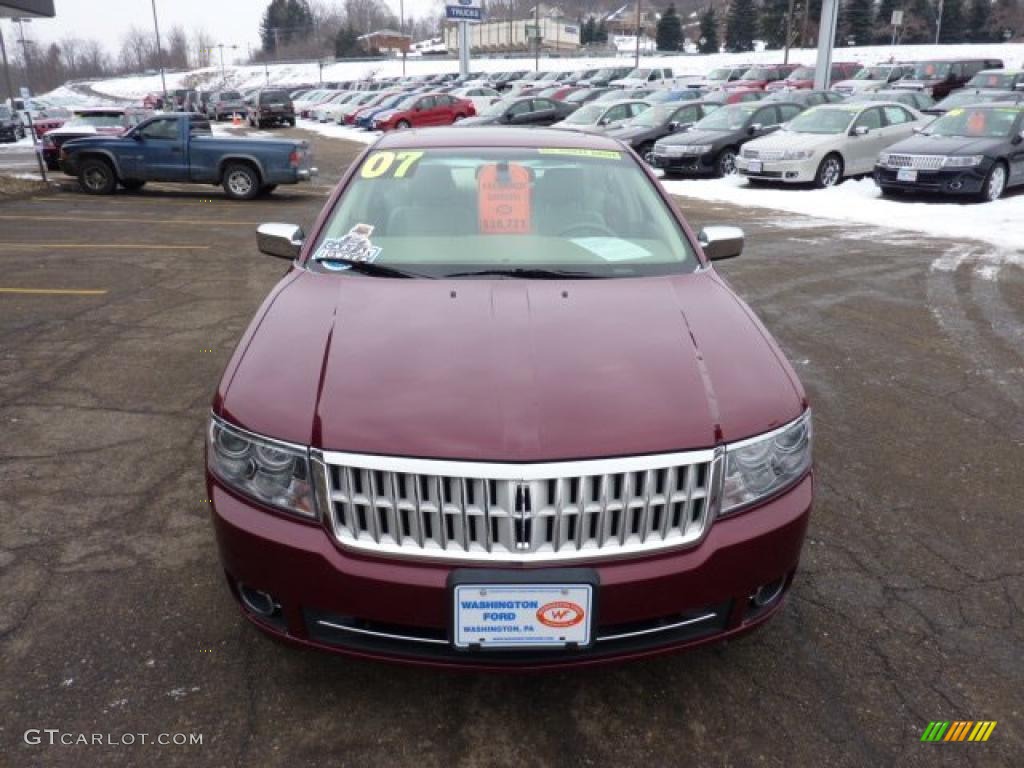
[{"left": 0, "top": 130, "right": 1021, "bottom": 767}]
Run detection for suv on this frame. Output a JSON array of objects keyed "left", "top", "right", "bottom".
[
  {"left": 725, "top": 64, "right": 801, "bottom": 92},
  {"left": 894, "top": 58, "right": 1004, "bottom": 100},
  {"left": 206, "top": 90, "right": 248, "bottom": 121},
  {"left": 248, "top": 89, "right": 296, "bottom": 128},
  {"left": 765, "top": 62, "right": 862, "bottom": 91},
  {"left": 0, "top": 104, "right": 25, "bottom": 142},
  {"left": 832, "top": 64, "right": 913, "bottom": 96}
]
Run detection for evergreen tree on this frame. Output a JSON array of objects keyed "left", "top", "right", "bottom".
[
  {"left": 834, "top": 0, "right": 848, "bottom": 44},
  {"left": 583, "top": 16, "right": 597, "bottom": 44},
  {"left": 334, "top": 23, "right": 361, "bottom": 57},
  {"left": 725, "top": 0, "right": 758, "bottom": 51},
  {"left": 844, "top": 0, "right": 875, "bottom": 44},
  {"left": 595, "top": 19, "right": 609, "bottom": 42},
  {"left": 698, "top": 6, "right": 720, "bottom": 52},
  {"left": 939, "top": 0, "right": 967, "bottom": 40},
  {"left": 260, "top": 0, "right": 315, "bottom": 54},
  {"left": 759, "top": 0, "right": 791, "bottom": 48},
  {"left": 968, "top": 0, "right": 992, "bottom": 40},
  {"left": 657, "top": 4, "right": 684, "bottom": 50},
  {"left": 874, "top": 0, "right": 898, "bottom": 42}
]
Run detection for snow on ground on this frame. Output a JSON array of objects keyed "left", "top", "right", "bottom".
[
  {"left": 662, "top": 174, "right": 1024, "bottom": 254},
  {"left": 69, "top": 42, "right": 1024, "bottom": 102},
  {"left": 0, "top": 136, "right": 34, "bottom": 152},
  {"left": 297, "top": 120, "right": 381, "bottom": 145}
]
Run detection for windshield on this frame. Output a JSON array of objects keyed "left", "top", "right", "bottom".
[
  {"left": 706, "top": 68, "right": 733, "bottom": 80},
  {"left": 694, "top": 104, "right": 758, "bottom": 131},
  {"left": 0, "top": 106, "right": 12, "bottom": 119},
  {"left": 627, "top": 69, "right": 651, "bottom": 79},
  {"left": 856, "top": 66, "right": 892, "bottom": 80},
  {"left": 397, "top": 95, "right": 420, "bottom": 109},
  {"left": 564, "top": 104, "right": 604, "bottom": 124},
  {"left": 626, "top": 104, "right": 676, "bottom": 127},
  {"left": 934, "top": 91, "right": 1005, "bottom": 110},
  {"left": 913, "top": 62, "right": 952, "bottom": 80},
  {"left": 789, "top": 67, "right": 815, "bottom": 80},
  {"left": 566, "top": 90, "right": 597, "bottom": 103},
  {"left": 967, "top": 72, "right": 1017, "bottom": 89},
  {"left": 310, "top": 148, "right": 698, "bottom": 278},
  {"left": 67, "top": 114, "right": 124, "bottom": 128},
  {"left": 589, "top": 68, "right": 614, "bottom": 79},
  {"left": 925, "top": 107, "right": 1020, "bottom": 138},
  {"left": 220, "top": 91, "right": 242, "bottom": 100},
  {"left": 260, "top": 90, "right": 289, "bottom": 104},
  {"left": 480, "top": 99, "right": 512, "bottom": 117},
  {"left": 787, "top": 106, "right": 856, "bottom": 134},
  {"left": 742, "top": 68, "right": 773, "bottom": 80}
]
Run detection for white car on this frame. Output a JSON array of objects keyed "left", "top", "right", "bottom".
[
  {"left": 329, "top": 92, "right": 380, "bottom": 124},
  {"left": 831, "top": 64, "right": 912, "bottom": 97},
  {"left": 449, "top": 86, "right": 501, "bottom": 112},
  {"left": 736, "top": 101, "right": 925, "bottom": 187},
  {"left": 311, "top": 92, "right": 355, "bottom": 122},
  {"left": 551, "top": 99, "right": 650, "bottom": 133}
]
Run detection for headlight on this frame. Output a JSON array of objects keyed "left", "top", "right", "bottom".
[
  {"left": 720, "top": 410, "right": 812, "bottom": 516},
  {"left": 207, "top": 415, "right": 317, "bottom": 519},
  {"left": 942, "top": 155, "right": 983, "bottom": 168},
  {"left": 682, "top": 144, "right": 712, "bottom": 154},
  {"left": 782, "top": 149, "right": 814, "bottom": 160},
  {"left": 878, "top": 152, "right": 890, "bottom": 165}
]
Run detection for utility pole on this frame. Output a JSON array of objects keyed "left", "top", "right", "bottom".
[
  {"left": 634, "top": 0, "right": 641, "bottom": 69},
  {"left": 934, "top": 0, "right": 944, "bottom": 44},
  {"left": 14, "top": 18, "right": 31, "bottom": 95},
  {"left": 0, "top": 23, "right": 15, "bottom": 106},
  {"left": 783, "top": 0, "right": 795, "bottom": 64},
  {"left": 400, "top": 0, "right": 406, "bottom": 76},
  {"left": 150, "top": 0, "right": 167, "bottom": 105},
  {"left": 534, "top": 2, "right": 540, "bottom": 71}
]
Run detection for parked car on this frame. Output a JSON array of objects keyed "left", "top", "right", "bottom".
[
  {"left": 703, "top": 89, "right": 768, "bottom": 106},
  {"left": 604, "top": 101, "right": 720, "bottom": 163},
  {"left": 564, "top": 88, "right": 614, "bottom": 106},
  {"left": 595, "top": 88, "right": 656, "bottom": 102},
  {"left": 535, "top": 85, "right": 584, "bottom": 102},
  {"left": 208, "top": 126, "right": 813, "bottom": 669},
  {"left": 765, "top": 62, "right": 861, "bottom": 92},
  {"left": 312, "top": 92, "right": 357, "bottom": 122},
  {"left": 645, "top": 89, "right": 709, "bottom": 104},
  {"left": 851, "top": 89, "right": 935, "bottom": 111},
  {"left": 651, "top": 101, "right": 804, "bottom": 177},
  {"left": 763, "top": 89, "right": 847, "bottom": 107},
  {"left": 450, "top": 86, "right": 502, "bottom": 111},
  {"left": 831, "top": 64, "right": 913, "bottom": 97},
  {"left": 353, "top": 93, "right": 411, "bottom": 129},
  {"left": 343, "top": 91, "right": 403, "bottom": 125},
  {"left": 875, "top": 103, "right": 1024, "bottom": 202},
  {"left": 373, "top": 93, "right": 475, "bottom": 131},
  {"left": 894, "top": 58, "right": 1004, "bottom": 100},
  {"left": 38, "top": 107, "right": 150, "bottom": 170},
  {"left": 206, "top": 90, "right": 247, "bottom": 121},
  {"left": 247, "top": 89, "right": 296, "bottom": 128},
  {"left": 611, "top": 67, "right": 686, "bottom": 90},
  {"left": 738, "top": 102, "right": 924, "bottom": 187},
  {"left": 576, "top": 66, "right": 633, "bottom": 87},
  {"left": 0, "top": 104, "right": 25, "bottom": 142},
  {"left": 724, "top": 64, "right": 801, "bottom": 92},
  {"left": 922, "top": 88, "right": 1024, "bottom": 115},
  {"left": 330, "top": 92, "right": 380, "bottom": 124},
  {"left": 964, "top": 68, "right": 1024, "bottom": 91},
  {"left": 172, "top": 88, "right": 199, "bottom": 110},
  {"left": 551, "top": 99, "right": 649, "bottom": 133},
  {"left": 457, "top": 96, "right": 577, "bottom": 126},
  {"left": 690, "top": 65, "right": 752, "bottom": 91},
  {"left": 492, "top": 70, "right": 533, "bottom": 90},
  {"left": 59, "top": 113, "right": 316, "bottom": 200}
]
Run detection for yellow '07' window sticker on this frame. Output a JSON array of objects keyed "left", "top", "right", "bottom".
[
  {"left": 537, "top": 148, "right": 622, "bottom": 160},
  {"left": 360, "top": 150, "right": 425, "bottom": 179}
]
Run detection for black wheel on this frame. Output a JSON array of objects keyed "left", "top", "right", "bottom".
[
  {"left": 637, "top": 142, "right": 655, "bottom": 164},
  {"left": 978, "top": 161, "right": 1007, "bottom": 203},
  {"left": 287, "top": 118, "right": 296, "bottom": 127},
  {"left": 395, "top": 119, "right": 411, "bottom": 130},
  {"left": 78, "top": 157, "right": 117, "bottom": 195},
  {"left": 222, "top": 162, "right": 261, "bottom": 200},
  {"left": 814, "top": 154, "right": 843, "bottom": 188},
  {"left": 716, "top": 147, "right": 738, "bottom": 177},
  {"left": 120, "top": 179, "right": 146, "bottom": 191},
  {"left": 258, "top": 184, "right": 278, "bottom": 196}
]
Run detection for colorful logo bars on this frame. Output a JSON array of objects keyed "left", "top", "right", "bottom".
[{"left": 921, "top": 721, "right": 997, "bottom": 742}]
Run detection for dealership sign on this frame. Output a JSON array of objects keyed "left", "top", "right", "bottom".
[{"left": 446, "top": 0, "right": 483, "bottom": 21}]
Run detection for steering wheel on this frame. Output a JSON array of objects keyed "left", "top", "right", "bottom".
[{"left": 558, "top": 221, "right": 616, "bottom": 238}]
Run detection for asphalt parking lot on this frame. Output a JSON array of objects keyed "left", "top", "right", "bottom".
[{"left": 1, "top": 127, "right": 1021, "bottom": 767}]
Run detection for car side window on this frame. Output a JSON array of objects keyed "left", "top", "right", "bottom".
[
  {"left": 604, "top": 105, "right": 628, "bottom": 122},
  {"left": 739, "top": 92, "right": 760, "bottom": 102},
  {"left": 532, "top": 98, "right": 555, "bottom": 111},
  {"left": 779, "top": 105, "right": 802, "bottom": 121},
  {"left": 854, "top": 108, "right": 882, "bottom": 130},
  {"left": 507, "top": 100, "right": 531, "bottom": 116},
  {"left": 140, "top": 118, "right": 178, "bottom": 140},
  {"left": 754, "top": 106, "right": 779, "bottom": 126},
  {"left": 628, "top": 103, "right": 646, "bottom": 117},
  {"left": 883, "top": 106, "right": 914, "bottom": 125},
  {"left": 419, "top": 96, "right": 436, "bottom": 110},
  {"left": 672, "top": 105, "right": 697, "bottom": 124}
]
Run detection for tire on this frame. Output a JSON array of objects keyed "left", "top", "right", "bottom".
[
  {"left": 120, "top": 179, "right": 146, "bottom": 191},
  {"left": 814, "top": 154, "right": 843, "bottom": 188},
  {"left": 978, "top": 161, "right": 1007, "bottom": 203},
  {"left": 395, "top": 119, "right": 411, "bottom": 130},
  {"left": 222, "top": 163, "right": 261, "bottom": 201},
  {"left": 453, "top": 113, "right": 466, "bottom": 122},
  {"left": 256, "top": 120, "right": 266, "bottom": 130},
  {"left": 78, "top": 157, "right": 117, "bottom": 195},
  {"left": 258, "top": 184, "right": 278, "bottom": 196},
  {"left": 637, "top": 142, "right": 655, "bottom": 164},
  {"left": 288, "top": 118, "right": 296, "bottom": 127},
  {"left": 716, "top": 147, "right": 738, "bottom": 177}
]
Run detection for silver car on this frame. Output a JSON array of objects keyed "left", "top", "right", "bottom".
[{"left": 551, "top": 99, "right": 650, "bottom": 134}]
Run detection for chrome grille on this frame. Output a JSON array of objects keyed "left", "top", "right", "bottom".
[
  {"left": 314, "top": 450, "right": 720, "bottom": 563},
  {"left": 885, "top": 153, "right": 944, "bottom": 170},
  {"left": 743, "top": 148, "right": 784, "bottom": 161}
]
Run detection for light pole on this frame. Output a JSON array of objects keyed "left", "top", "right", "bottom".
[
  {"left": 634, "top": 0, "right": 641, "bottom": 69},
  {"left": 0, "top": 22, "right": 16, "bottom": 106},
  {"left": 13, "top": 18, "right": 31, "bottom": 95},
  {"left": 399, "top": 0, "right": 406, "bottom": 76},
  {"left": 934, "top": 0, "right": 944, "bottom": 44},
  {"left": 216, "top": 44, "right": 239, "bottom": 83},
  {"left": 149, "top": 0, "right": 168, "bottom": 105}
]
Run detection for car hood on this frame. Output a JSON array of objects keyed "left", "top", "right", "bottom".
[
  {"left": 746, "top": 130, "right": 841, "bottom": 152},
  {"left": 657, "top": 128, "right": 731, "bottom": 147},
  {"left": 457, "top": 115, "right": 501, "bottom": 125},
  {"left": 603, "top": 125, "right": 655, "bottom": 141},
  {"left": 894, "top": 79, "right": 939, "bottom": 90},
  {"left": 218, "top": 271, "right": 804, "bottom": 460},
  {"left": 885, "top": 133, "right": 1006, "bottom": 156},
  {"left": 832, "top": 79, "right": 880, "bottom": 90}
]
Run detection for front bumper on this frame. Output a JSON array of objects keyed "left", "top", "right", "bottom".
[
  {"left": 209, "top": 472, "right": 813, "bottom": 669},
  {"left": 737, "top": 156, "right": 818, "bottom": 183},
  {"left": 874, "top": 164, "right": 988, "bottom": 195},
  {"left": 650, "top": 151, "right": 716, "bottom": 175}
]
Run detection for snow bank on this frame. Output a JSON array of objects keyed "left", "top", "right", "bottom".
[
  {"left": 661, "top": 175, "right": 1024, "bottom": 252},
  {"left": 298, "top": 121, "right": 381, "bottom": 145}
]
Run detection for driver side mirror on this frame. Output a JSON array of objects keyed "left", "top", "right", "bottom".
[
  {"left": 257, "top": 222, "right": 305, "bottom": 260},
  {"left": 698, "top": 226, "right": 744, "bottom": 261},
  {"left": 748, "top": 123, "right": 763, "bottom": 134},
  {"left": 912, "top": 125, "right": 923, "bottom": 134},
  {"left": 853, "top": 125, "right": 870, "bottom": 136}
]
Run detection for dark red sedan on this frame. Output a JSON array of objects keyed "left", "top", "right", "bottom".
[
  {"left": 371, "top": 93, "right": 475, "bottom": 131},
  {"left": 208, "top": 127, "right": 813, "bottom": 669}
]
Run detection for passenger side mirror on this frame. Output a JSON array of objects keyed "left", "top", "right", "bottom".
[
  {"left": 912, "top": 125, "right": 923, "bottom": 133},
  {"left": 853, "top": 125, "right": 870, "bottom": 136},
  {"left": 257, "top": 222, "right": 305, "bottom": 260},
  {"left": 1015, "top": 129, "right": 1024, "bottom": 144},
  {"left": 698, "top": 226, "right": 744, "bottom": 261},
  {"left": 748, "top": 123, "right": 763, "bottom": 134}
]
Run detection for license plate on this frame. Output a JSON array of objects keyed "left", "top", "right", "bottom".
[
  {"left": 453, "top": 584, "right": 593, "bottom": 649},
  {"left": 898, "top": 168, "right": 917, "bottom": 182},
  {"left": 748, "top": 159, "right": 763, "bottom": 173}
]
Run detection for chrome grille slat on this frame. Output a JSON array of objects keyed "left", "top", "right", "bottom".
[
  {"left": 886, "top": 153, "right": 944, "bottom": 171},
  {"left": 320, "top": 449, "right": 719, "bottom": 563}
]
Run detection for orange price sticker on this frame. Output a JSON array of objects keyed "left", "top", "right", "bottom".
[{"left": 478, "top": 162, "right": 532, "bottom": 235}]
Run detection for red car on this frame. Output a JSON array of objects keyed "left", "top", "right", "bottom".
[
  {"left": 37, "top": 107, "right": 150, "bottom": 170},
  {"left": 372, "top": 93, "right": 476, "bottom": 130},
  {"left": 765, "top": 62, "right": 862, "bottom": 92},
  {"left": 208, "top": 127, "right": 813, "bottom": 669},
  {"left": 724, "top": 64, "right": 801, "bottom": 92},
  {"left": 343, "top": 91, "right": 402, "bottom": 125}
]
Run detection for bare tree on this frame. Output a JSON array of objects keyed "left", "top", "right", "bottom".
[
  {"left": 119, "top": 25, "right": 151, "bottom": 73},
  {"left": 59, "top": 36, "right": 82, "bottom": 72},
  {"left": 192, "top": 28, "right": 215, "bottom": 68},
  {"left": 166, "top": 25, "right": 190, "bottom": 69}
]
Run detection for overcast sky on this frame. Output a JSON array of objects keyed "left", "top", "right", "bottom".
[{"left": 5, "top": 0, "right": 436, "bottom": 59}]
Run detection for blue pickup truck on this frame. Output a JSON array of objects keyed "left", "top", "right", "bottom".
[{"left": 59, "top": 112, "right": 317, "bottom": 200}]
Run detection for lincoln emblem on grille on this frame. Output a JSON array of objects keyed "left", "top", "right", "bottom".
[{"left": 513, "top": 481, "right": 532, "bottom": 550}]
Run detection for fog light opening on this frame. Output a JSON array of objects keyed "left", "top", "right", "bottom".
[
  {"left": 949, "top": 180, "right": 963, "bottom": 191},
  {"left": 751, "top": 578, "right": 786, "bottom": 609},
  {"left": 239, "top": 584, "right": 279, "bottom": 617}
]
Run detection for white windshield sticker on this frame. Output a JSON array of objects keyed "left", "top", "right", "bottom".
[
  {"left": 571, "top": 237, "right": 651, "bottom": 262},
  {"left": 313, "top": 224, "right": 381, "bottom": 270}
]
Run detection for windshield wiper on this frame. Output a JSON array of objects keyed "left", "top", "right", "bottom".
[
  {"left": 443, "top": 267, "right": 604, "bottom": 279},
  {"left": 315, "top": 258, "right": 431, "bottom": 279}
]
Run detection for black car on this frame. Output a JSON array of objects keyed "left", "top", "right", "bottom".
[
  {"left": 604, "top": 101, "right": 720, "bottom": 163},
  {"left": 762, "top": 89, "right": 847, "bottom": 107},
  {"left": 579, "top": 67, "right": 633, "bottom": 87},
  {"left": 247, "top": 88, "right": 296, "bottom": 128},
  {"left": 0, "top": 105, "right": 25, "bottom": 142},
  {"left": 923, "top": 89, "right": 1024, "bottom": 115},
  {"left": 456, "top": 96, "right": 576, "bottom": 127},
  {"left": 874, "top": 103, "right": 1024, "bottom": 202},
  {"left": 651, "top": 101, "right": 805, "bottom": 177}
]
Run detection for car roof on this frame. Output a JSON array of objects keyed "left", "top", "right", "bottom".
[{"left": 373, "top": 126, "right": 627, "bottom": 150}]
